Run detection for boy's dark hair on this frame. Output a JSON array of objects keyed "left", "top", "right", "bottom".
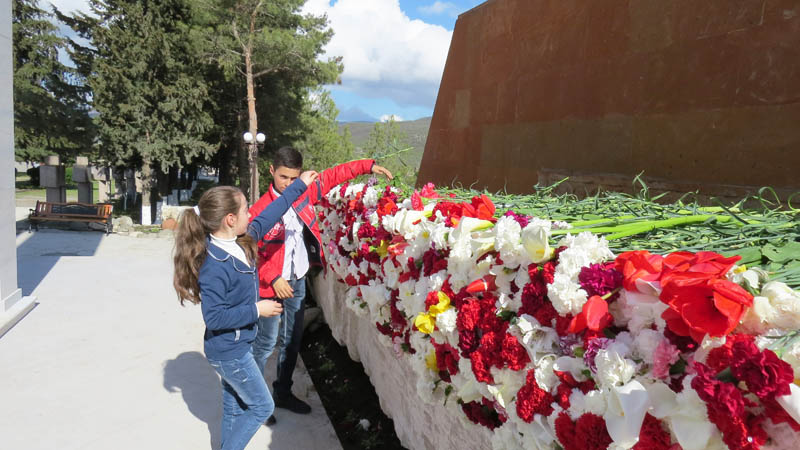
[{"left": 273, "top": 146, "right": 303, "bottom": 170}]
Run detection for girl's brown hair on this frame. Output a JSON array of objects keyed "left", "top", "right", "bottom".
[{"left": 172, "top": 186, "right": 257, "bottom": 305}]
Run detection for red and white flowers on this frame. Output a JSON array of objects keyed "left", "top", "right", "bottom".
[{"left": 318, "top": 182, "right": 800, "bottom": 450}]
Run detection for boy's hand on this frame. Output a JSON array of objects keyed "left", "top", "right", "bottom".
[
  {"left": 272, "top": 277, "right": 294, "bottom": 299},
  {"left": 371, "top": 164, "right": 393, "bottom": 180},
  {"left": 300, "top": 170, "right": 319, "bottom": 186},
  {"left": 256, "top": 299, "right": 283, "bottom": 317}
]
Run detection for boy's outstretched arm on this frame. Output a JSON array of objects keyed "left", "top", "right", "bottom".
[{"left": 309, "top": 159, "right": 393, "bottom": 203}]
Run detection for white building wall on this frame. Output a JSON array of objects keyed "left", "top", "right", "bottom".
[{"left": 0, "top": 0, "right": 34, "bottom": 335}]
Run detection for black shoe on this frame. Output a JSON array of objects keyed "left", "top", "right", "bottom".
[
  {"left": 274, "top": 392, "right": 312, "bottom": 414},
  {"left": 265, "top": 415, "right": 277, "bottom": 426}
]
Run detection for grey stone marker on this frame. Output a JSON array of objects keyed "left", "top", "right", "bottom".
[
  {"left": 40, "top": 155, "right": 66, "bottom": 203},
  {"left": 91, "top": 165, "right": 111, "bottom": 203},
  {"left": 72, "top": 156, "right": 93, "bottom": 204}
]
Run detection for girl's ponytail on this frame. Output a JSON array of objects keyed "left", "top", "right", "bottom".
[
  {"left": 173, "top": 208, "right": 208, "bottom": 305},
  {"left": 172, "top": 186, "right": 256, "bottom": 305}
]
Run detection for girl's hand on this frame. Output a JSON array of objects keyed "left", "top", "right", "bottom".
[
  {"left": 299, "top": 170, "right": 319, "bottom": 186},
  {"left": 256, "top": 299, "right": 283, "bottom": 317}
]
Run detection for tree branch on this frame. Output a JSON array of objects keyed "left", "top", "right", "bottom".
[{"left": 253, "top": 66, "right": 289, "bottom": 78}]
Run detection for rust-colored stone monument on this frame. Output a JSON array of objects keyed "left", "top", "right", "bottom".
[{"left": 418, "top": 0, "right": 800, "bottom": 198}]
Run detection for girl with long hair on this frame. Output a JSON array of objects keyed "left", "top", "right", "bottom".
[{"left": 173, "top": 171, "right": 317, "bottom": 450}]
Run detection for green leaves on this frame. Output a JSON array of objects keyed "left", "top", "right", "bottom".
[
  {"left": 13, "top": 0, "right": 93, "bottom": 163},
  {"left": 762, "top": 242, "right": 800, "bottom": 264},
  {"left": 77, "top": 0, "right": 217, "bottom": 170}
]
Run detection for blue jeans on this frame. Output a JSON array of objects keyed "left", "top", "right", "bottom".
[
  {"left": 207, "top": 350, "right": 273, "bottom": 450},
  {"left": 252, "top": 277, "right": 306, "bottom": 397}
]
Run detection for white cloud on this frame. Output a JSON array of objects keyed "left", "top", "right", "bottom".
[
  {"left": 418, "top": 1, "right": 460, "bottom": 17},
  {"left": 379, "top": 114, "right": 403, "bottom": 122},
  {"left": 303, "top": 0, "right": 452, "bottom": 108}
]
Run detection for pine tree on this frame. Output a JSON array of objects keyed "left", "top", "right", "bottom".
[
  {"left": 12, "top": 0, "right": 93, "bottom": 163},
  {"left": 197, "top": 0, "right": 343, "bottom": 200},
  {"left": 61, "top": 0, "right": 218, "bottom": 220}
]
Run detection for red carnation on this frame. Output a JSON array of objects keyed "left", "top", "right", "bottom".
[
  {"left": 556, "top": 413, "right": 613, "bottom": 450},
  {"left": 633, "top": 414, "right": 672, "bottom": 450},
  {"left": 500, "top": 333, "right": 530, "bottom": 371},
  {"left": 532, "top": 302, "right": 558, "bottom": 328},
  {"left": 516, "top": 369, "right": 554, "bottom": 422},
  {"left": 470, "top": 348, "right": 494, "bottom": 384},
  {"left": 461, "top": 397, "right": 505, "bottom": 430},
  {"left": 555, "top": 382, "right": 573, "bottom": 409},
  {"left": 554, "top": 412, "right": 576, "bottom": 449},
  {"left": 456, "top": 297, "right": 485, "bottom": 332},
  {"left": 424, "top": 291, "right": 440, "bottom": 310},
  {"left": 433, "top": 340, "right": 460, "bottom": 376},
  {"left": 691, "top": 363, "right": 764, "bottom": 450},
  {"left": 706, "top": 334, "right": 756, "bottom": 373},
  {"left": 730, "top": 340, "right": 794, "bottom": 401}
]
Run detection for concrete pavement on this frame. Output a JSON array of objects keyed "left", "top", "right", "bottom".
[{"left": 0, "top": 226, "right": 341, "bottom": 450}]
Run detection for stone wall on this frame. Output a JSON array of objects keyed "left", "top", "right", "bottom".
[
  {"left": 312, "top": 272, "right": 493, "bottom": 450},
  {"left": 1, "top": 0, "right": 35, "bottom": 335},
  {"left": 0, "top": 0, "right": 16, "bottom": 307},
  {"left": 418, "top": 0, "right": 800, "bottom": 196}
]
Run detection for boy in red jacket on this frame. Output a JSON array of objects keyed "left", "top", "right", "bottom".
[{"left": 248, "top": 146, "right": 392, "bottom": 418}]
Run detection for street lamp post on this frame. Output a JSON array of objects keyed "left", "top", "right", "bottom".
[{"left": 243, "top": 131, "right": 266, "bottom": 203}]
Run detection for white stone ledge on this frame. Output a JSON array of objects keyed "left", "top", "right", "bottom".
[
  {"left": 312, "top": 271, "right": 492, "bottom": 450},
  {"left": 0, "top": 294, "right": 36, "bottom": 338}
]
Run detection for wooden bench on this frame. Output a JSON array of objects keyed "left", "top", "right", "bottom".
[{"left": 28, "top": 201, "right": 114, "bottom": 234}]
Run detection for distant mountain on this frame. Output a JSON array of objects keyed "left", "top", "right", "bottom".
[
  {"left": 338, "top": 106, "right": 377, "bottom": 123},
  {"left": 339, "top": 117, "right": 432, "bottom": 170}
]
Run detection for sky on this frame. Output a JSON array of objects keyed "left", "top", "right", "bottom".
[{"left": 47, "top": 0, "right": 486, "bottom": 122}]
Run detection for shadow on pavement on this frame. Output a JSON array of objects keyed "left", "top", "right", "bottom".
[
  {"left": 16, "top": 229, "right": 106, "bottom": 296},
  {"left": 163, "top": 351, "right": 222, "bottom": 449}
]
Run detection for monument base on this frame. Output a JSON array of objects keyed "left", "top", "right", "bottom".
[{"left": 312, "top": 271, "right": 492, "bottom": 450}]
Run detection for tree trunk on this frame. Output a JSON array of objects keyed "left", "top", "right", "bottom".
[
  {"left": 140, "top": 158, "right": 158, "bottom": 224},
  {"left": 245, "top": 42, "right": 258, "bottom": 202}
]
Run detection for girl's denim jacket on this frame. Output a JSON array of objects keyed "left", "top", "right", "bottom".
[{"left": 198, "top": 179, "right": 307, "bottom": 361}]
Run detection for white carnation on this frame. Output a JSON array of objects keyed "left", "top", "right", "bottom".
[
  {"left": 362, "top": 187, "right": 379, "bottom": 208},
  {"left": 739, "top": 281, "right": 800, "bottom": 333},
  {"left": 595, "top": 348, "right": 636, "bottom": 388},
  {"left": 435, "top": 307, "right": 457, "bottom": 333},
  {"left": 632, "top": 329, "right": 662, "bottom": 366}
]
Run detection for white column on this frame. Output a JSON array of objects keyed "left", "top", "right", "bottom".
[{"left": 0, "top": 2, "right": 35, "bottom": 336}]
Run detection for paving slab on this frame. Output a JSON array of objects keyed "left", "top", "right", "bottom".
[{"left": 0, "top": 229, "right": 341, "bottom": 450}]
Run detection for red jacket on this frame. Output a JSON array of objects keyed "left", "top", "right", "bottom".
[{"left": 248, "top": 159, "right": 375, "bottom": 298}]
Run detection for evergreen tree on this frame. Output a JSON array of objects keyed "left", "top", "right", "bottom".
[
  {"left": 59, "top": 0, "right": 219, "bottom": 220},
  {"left": 82, "top": 0, "right": 216, "bottom": 172},
  {"left": 197, "top": 0, "right": 343, "bottom": 200},
  {"left": 12, "top": 0, "right": 93, "bottom": 163}
]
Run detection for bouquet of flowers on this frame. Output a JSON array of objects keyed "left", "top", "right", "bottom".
[{"left": 318, "top": 181, "right": 800, "bottom": 450}]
